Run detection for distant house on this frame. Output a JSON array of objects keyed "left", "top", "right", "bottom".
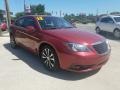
[
  {"left": 1, "top": 10, "right": 13, "bottom": 15},
  {"left": 1, "top": 10, "right": 13, "bottom": 17},
  {"left": 0, "top": 9, "right": 13, "bottom": 21}
]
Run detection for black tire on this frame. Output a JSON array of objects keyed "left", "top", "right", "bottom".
[
  {"left": 114, "top": 29, "right": 120, "bottom": 39},
  {"left": 40, "top": 45, "right": 59, "bottom": 71},
  {"left": 10, "top": 35, "right": 17, "bottom": 49},
  {"left": 95, "top": 27, "right": 101, "bottom": 34}
]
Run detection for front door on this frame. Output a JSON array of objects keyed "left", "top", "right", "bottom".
[{"left": 105, "top": 17, "right": 116, "bottom": 32}]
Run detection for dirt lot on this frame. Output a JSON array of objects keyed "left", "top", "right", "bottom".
[{"left": 0, "top": 25, "right": 120, "bottom": 90}]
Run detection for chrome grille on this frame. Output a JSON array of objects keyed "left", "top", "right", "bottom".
[{"left": 93, "top": 41, "right": 108, "bottom": 54}]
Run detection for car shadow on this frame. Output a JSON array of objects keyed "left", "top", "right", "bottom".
[
  {"left": 99, "top": 31, "right": 120, "bottom": 42},
  {"left": 4, "top": 43, "right": 100, "bottom": 81}
]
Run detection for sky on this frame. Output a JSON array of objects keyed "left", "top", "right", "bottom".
[{"left": 0, "top": 0, "right": 120, "bottom": 16}]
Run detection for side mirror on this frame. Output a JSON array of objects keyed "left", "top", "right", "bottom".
[{"left": 26, "top": 26, "right": 36, "bottom": 33}]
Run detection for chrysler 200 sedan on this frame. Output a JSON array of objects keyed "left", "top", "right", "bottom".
[{"left": 10, "top": 15, "right": 111, "bottom": 72}]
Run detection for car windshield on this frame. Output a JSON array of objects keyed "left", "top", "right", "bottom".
[
  {"left": 114, "top": 17, "right": 120, "bottom": 22},
  {"left": 38, "top": 17, "right": 74, "bottom": 30}
]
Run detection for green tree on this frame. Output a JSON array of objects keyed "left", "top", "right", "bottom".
[
  {"left": 31, "top": 4, "right": 45, "bottom": 15},
  {"left": 44, "top": 12, "right": 51, "bottom": 15},
  {"left": 0, "top": 10, "right": 4, "bottom": 20},
  {"left": 30, "top": 5, "right": 36, "bottom": 14},
  {"left": 110, "top": 12, "right": 120, "bottom": 15},
  {"left": 15, "top": 4, "right": 50, "bottom": 19},
  {"left": 15, "top": 12, "right": 24, "bottom": 18}
]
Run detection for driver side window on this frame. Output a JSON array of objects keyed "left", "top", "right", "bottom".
[{"left": 106, "top": 17, "right": 114, "bottom": 23}]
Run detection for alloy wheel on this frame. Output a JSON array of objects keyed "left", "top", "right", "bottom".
[{"left": 41, "top": 47, "right": 58, "bottom": 70}]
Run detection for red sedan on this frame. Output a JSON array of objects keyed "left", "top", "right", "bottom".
[{"left": 10, "top": 15, "right": 111, "bottom": 72}]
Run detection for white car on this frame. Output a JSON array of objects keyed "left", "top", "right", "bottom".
[{"left": 96, "top": 15, "right": 120, "bottom": 39}]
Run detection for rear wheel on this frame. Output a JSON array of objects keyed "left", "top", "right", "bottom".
[
  {"left": 10, "top": 35, "right": 17, "bottom": 48},
  {"left": 114, "top": 29, "right": 120, "bottom": 39},
  {"left": 40, "top": 45, "right": 59, "bottom": 71}
]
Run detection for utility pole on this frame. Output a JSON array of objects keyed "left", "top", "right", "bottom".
[
  {"left": 96, "top": 9, "right": 99, "bottom": 16},
  {"left": 60, "top": 10, "right": 62, "bottom": 17},
  {"left": 4, "top": 0, "right": 11, "bottom": 33},
  {"left": 24, "top": 0, "right": 26, "bottom": 14}
]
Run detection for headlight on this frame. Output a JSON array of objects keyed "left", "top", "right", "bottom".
[{"left": 66, "top": 43, "right": 90, "bottom": 52}]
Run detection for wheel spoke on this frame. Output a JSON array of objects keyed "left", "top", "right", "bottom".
[
  {"left": 48, "top": 61, "right": 54, "bottom": 68},
  {"left": 47, "top": 49, "right": 50, "bottom": 56},
  {"left": 42, "top": 51, "right": 47, "bottom": 57},
  {"left": 44, "top": 49, "right": 47, "bottom": 55},
  {"left": 49, "top": 53, "right": 54, "bottom": 57},
  {"left": 44, "top": 60, "right": 47, "bottom": 64},
  {"left": 42, "top": 55, "right": 47, "bottom": 59},
  {"left": 45, "top": 60, "right": 49, "bottom": 66},
  {"left": 50, "top": 58, "right": 55, "bottom": 63},
  {"left": 50, "top": 62, "right": 54, "bottom": 67}
]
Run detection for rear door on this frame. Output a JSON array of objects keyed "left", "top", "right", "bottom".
[{"left": 20, "top": 17, "right": 41, "bottom": 53}]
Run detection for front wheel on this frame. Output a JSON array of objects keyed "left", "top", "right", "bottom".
[
  {"left": 40, "top": 45, "right": 59, "bottom": 71},
  {"left": 114, "top": 29, "right": 120, "bottom": 39},
  {"left": 95, "top": 27, "right": 101, "bottom": 34}
]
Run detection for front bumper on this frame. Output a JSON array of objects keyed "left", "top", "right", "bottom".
[{"left": 59, "top": 50, "right": 111, "bottom": 73}]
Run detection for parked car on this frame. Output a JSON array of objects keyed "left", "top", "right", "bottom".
[
  {"left": 10, "top": 15, "right": 111, "bottom": 73},
  {"left": 96, "top": 15, "right": 120, "bottom": 39},
  {"left": 0, "top": 22, "right": 7, "bottom": 31}
]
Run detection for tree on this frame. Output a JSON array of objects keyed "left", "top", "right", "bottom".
[
  {"left": 0, "top": 10, "right": 4, "bottom": 20},
  {"left": 15, "top": 12, "right": 24, "bottom": 18},
  {"left": 31, "top": 4, "right": 45, "bottom": 15},
  {"left": 64, "top": 13, "right": 97, "bottom": 24},
  {"left": 15, "top": 4, "right": 50, "bottom": 19},
  {"left": 110, "top": 12, "right": 120, "bottom": 15},
  {"left": 44, "top": 12, "right": 51, "bottom": 15}
]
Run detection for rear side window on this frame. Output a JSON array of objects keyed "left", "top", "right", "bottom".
[
  {"left": 15, "top": 18, "right": 25, "bottom": 27},
  {"left": 15, "top": 17, "right": 36, "bottom": 28},
  {"left": 23, "top": 18, "right": 36, "bottom": 27},
  {"left": 101, "top": 17, "right": 108, "bottom": 23}
]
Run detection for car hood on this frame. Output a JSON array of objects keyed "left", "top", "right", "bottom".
[{"left": 43, "top": 28, "right": 105, "bottom": 44}]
